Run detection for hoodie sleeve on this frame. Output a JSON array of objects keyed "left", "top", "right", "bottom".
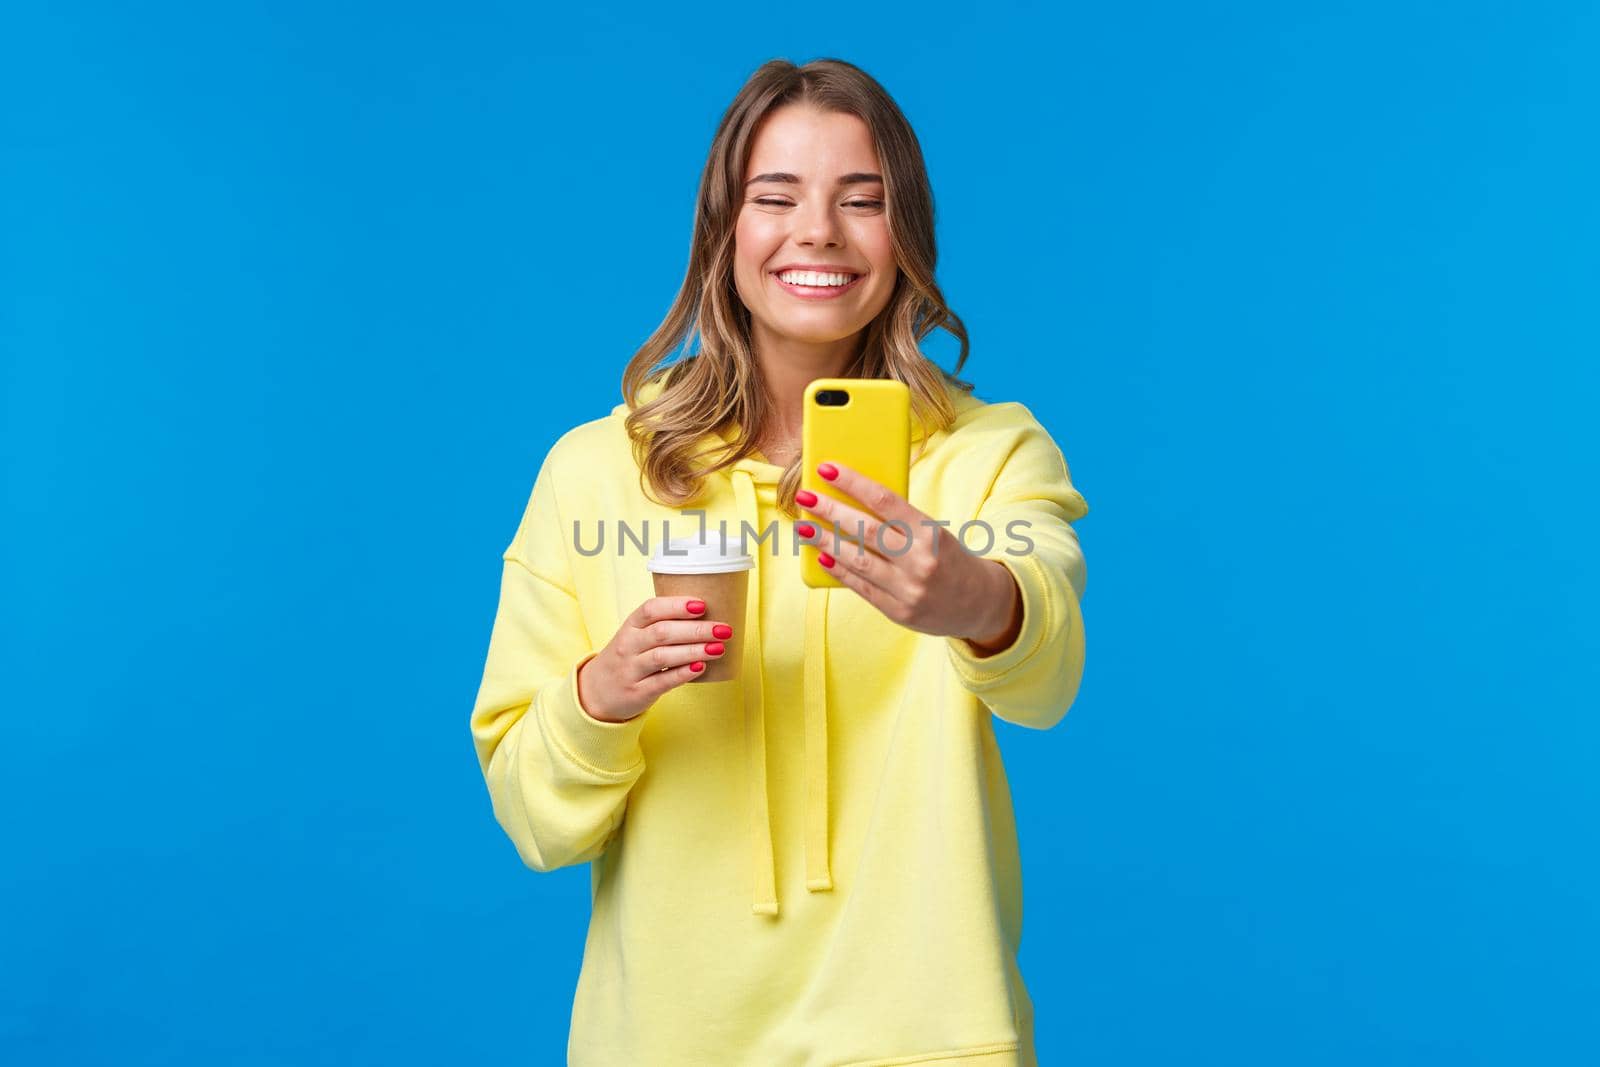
[
  {"left": 944, "top": 408, "right": 1090, "bottom": 730},
  {"left": 469, "top": 445, "right": 647, "bottom": 872}
]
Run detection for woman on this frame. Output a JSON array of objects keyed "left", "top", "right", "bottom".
[{"left": 470, "top": 58, "right": 1090, "bottom": 1066}]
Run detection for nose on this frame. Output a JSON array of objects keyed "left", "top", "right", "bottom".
[{"left": 793, "top": 195, "right": 844, "bottom": 248}]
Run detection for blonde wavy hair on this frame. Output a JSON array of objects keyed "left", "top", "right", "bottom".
[{"left": 621, "top": 57, "right": 976, "bottom": 519}]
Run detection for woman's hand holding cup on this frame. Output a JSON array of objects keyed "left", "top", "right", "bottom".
[{"left": 576, "top": 597, "right": 735, "bottom": 723}]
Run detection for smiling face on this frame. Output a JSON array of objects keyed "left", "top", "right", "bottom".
[{"left": 733, "top": 105, "right": 898, "bottom": 360}]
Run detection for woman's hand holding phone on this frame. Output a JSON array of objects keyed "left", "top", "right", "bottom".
[
  {"left": 795, "top": 462, "right": 1023, "bottom": 654},
  {"left": 576, "top": 598, "right": 735, "bottom": 722}
]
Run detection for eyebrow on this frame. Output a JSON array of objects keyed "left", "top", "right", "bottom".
[{"left": 744, "top": 171, "right": 885, "bottom": 187}]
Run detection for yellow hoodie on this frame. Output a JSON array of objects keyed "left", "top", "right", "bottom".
[{"left": 470, "top": 372, "right": 1090, "bottom": 1066}]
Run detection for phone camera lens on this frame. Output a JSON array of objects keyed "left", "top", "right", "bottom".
[{"left": 815, "top": 390, "right": 849, "bottom": 407}]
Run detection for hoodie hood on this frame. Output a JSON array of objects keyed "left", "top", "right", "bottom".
[{"left": 615, "top": 370, "right": 946, "bottom": 917}]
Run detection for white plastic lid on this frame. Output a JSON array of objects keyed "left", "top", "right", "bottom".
[{"left": 647, "top": 531, "right": 755, "bottom": 574}]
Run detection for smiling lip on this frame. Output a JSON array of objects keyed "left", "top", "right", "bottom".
[{"left": 771, "top": 270, "right": 866, "bottom": 300}]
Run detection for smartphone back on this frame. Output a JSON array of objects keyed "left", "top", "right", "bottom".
[{"left": 799, "top": 378, "right": 911, "bottom": 589}]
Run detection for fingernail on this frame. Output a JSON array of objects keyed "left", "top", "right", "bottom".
[
  {"left": 796, "top": 489, "right": 817, "bottom": 507},
  {"left": 796, "top": 522, "right": 816, "bottom": 538},
  {"left": 705, "top": 642, "right": 725, "bottom": 656},
  {"left": 818, "top": 462, "right": 838, "bottom": 481},
  {"left": 687, "top": 600, "right": 706, "bottom": 614},
  {"left": 712, "top": 624, "right": 733, "bottom": 639},
  {"left": 818, "top": 552, "right": 835, "bottom": 568},
  {"left": 690, "top": 661, "right": 705, "bottom": 673}
]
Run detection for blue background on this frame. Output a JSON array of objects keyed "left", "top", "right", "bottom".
[{"left": 4, "top": 2, "right": 1596, "bottom": 1063}]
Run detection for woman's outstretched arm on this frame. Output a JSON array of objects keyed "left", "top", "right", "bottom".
[{"left": 943, "top": 411, "right": 1091, "bottom": 730}]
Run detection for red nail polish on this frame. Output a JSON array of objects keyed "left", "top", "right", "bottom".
[
  {"left": 796, "top": 522, "right": 816, "bottom": 538},
  {"left": 818, "top": 462, "right": 838, "bottom": 481},
  {"left": 690, "top": 661, "right": 705, "bottom": 673},
  {"left": 796, "top": 489, "right": 817, "bottom": 507},
  {"left": 712, "top": 624, "right": 733, "bottom": 639},
  {"left": 705, "top": 642, "right": 725, "bottom": 656},
  {"left": 818, "top": 552, "right": 835, "bottom": 568},
  {"left": 687, "top": 600, "right": 706, "bottom": 615}
]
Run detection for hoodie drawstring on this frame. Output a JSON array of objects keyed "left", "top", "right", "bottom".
[
  {"left": 730, "top": 465, "right": 833, "bottom": 917},
  {"left": 803, "top": 581, "right": 833, "bottom": 894}
]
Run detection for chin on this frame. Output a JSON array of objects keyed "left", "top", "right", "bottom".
[{"left": 778, "top": 323, "right": 864, "bottom": 344}]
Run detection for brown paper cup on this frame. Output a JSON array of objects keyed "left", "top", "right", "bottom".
[
  {"left": 647, "top": 532, "right": 754, "bottom": 684},
  {"left": 650, "top": 569, "right": 749, "bottom": 683}
]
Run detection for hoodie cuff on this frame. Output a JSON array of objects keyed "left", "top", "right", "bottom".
[
  {"left": 945, "top": 552, "right": 1052, "bottom": 687},
  {"left": 543, "top": 652, "right": 647, "bottom": 777}
]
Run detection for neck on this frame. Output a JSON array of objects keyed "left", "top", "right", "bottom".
[{"left": 751, "top": 328, "right": 862, "bottom": 452}]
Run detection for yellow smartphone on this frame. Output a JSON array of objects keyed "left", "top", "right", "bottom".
[{"left": 800, "top": 378, "right": 911, "bottom": 589}]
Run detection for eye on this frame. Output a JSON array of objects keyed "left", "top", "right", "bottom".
[{"left": 750, "top": 198, "right": 885, "bottom": 209}]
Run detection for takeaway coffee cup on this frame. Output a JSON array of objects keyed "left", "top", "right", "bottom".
[{"left": 647, "top": 531, "right": 753, "bottom": 684}]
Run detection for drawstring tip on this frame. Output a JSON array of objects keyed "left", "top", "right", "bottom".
[
  {"left": 806, "top": 876, "right": 834, "bottom": 892},
  {"left": 752, "top": 900, "right": 779, "bottom": 917}
]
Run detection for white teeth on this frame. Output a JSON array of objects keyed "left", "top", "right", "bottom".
[{"left": 777, "top": 270, "right": 856, "bottom": 287}]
